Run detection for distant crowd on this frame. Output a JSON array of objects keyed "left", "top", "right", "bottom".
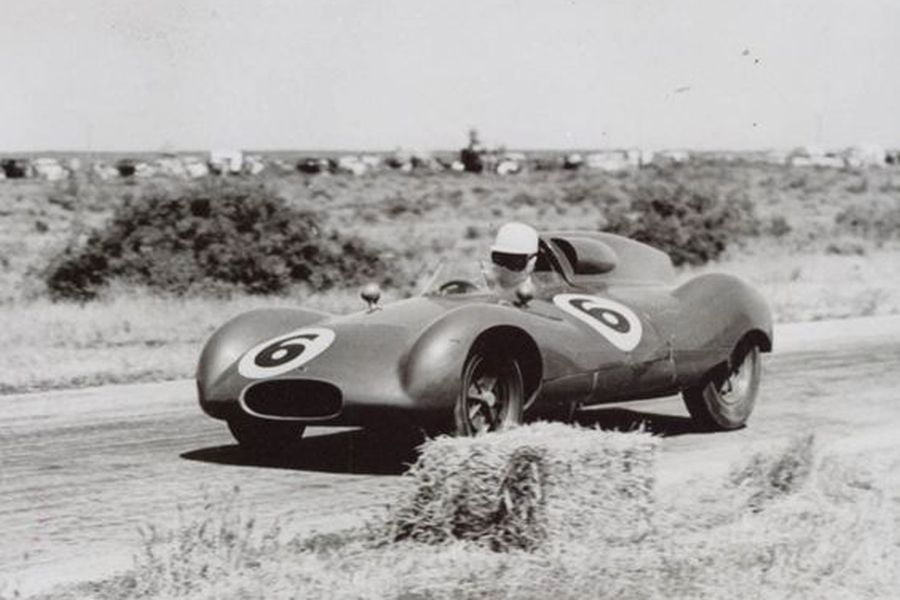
[
  {"left": 1, "top": 140, "right": 897, "bottom": 182},
  {"left": 0, "top": 148, "right": 683, "bottom": 182}
]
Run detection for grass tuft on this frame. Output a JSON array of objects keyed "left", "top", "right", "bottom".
[
  {"left": 129, "top": 486, "right": 284, "bottom": 598},
  {"left": 728, "top": 433, "right": 816, "bottom": 511}
]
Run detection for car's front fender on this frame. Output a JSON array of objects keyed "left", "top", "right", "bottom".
[
  {"left": 400, "top": 304, "right": 543, "bottom": 413},
  {"left": 196, "top": 307, "right": 330, "bottom": 411}
]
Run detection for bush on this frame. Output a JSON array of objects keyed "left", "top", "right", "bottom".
[
  {"left": 835, "top": 199, "right": 900, "bottom": 241},
  {"left": 766, "top": 215, "right": 792, "bottom": 238},
  {"left": 44, "top": 181, "right": 388, "bottom": 300},
  {"left": 603, "top": 180, "right": 760, "bottom": 265}
]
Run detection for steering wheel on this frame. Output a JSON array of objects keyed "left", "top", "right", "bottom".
[{"left": 438, "top": 279, "right": 479, "bottom": 295}]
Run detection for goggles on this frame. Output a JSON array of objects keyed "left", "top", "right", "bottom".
[{"left": 491, "top": 251, "right": 534, "bottom": 272}]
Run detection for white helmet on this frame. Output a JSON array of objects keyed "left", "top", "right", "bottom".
[{"left": 491, "top": 222, "right": 538, "bottom": 255}]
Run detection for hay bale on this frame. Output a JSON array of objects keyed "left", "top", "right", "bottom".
[{"left": 387, "top": 422, "right": 659, "bottom": 551}]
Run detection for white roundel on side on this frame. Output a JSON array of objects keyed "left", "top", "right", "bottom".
[
  {"left": 237, "top": 327, "right": 335, "bottom": 379},
  {"left": 553, "top": 294, "right": 643, "bottom": 352}
]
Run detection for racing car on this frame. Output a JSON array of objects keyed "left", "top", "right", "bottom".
[{"left": 196, "top": 231, "right": 772, "bottom": 454}]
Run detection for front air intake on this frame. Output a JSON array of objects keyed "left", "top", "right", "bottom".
[{"left": 241, "top": 380, "right": 342, "bottom": 420}]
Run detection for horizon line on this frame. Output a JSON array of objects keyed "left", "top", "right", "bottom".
[{"left": 3, "top": 144, "right": 889, "bottom": 157}]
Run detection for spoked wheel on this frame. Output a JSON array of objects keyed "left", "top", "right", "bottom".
[
  {"left": 227, "top": 417, "right": 306, "bottom": 456},
  {"left": 683, "top": 345, "right": 762, "bottom": 431},
  {"left": 453, "top": 347, "right": 524, "bottom": 436}
]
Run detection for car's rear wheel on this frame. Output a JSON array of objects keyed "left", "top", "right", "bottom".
[
  {"left": 453, "top": 347, "right": 524, "bottom": 436},
  {"left": 227, "top": 417, "right": 305, "bottom": 456},
  {"left": 683, "top": 345, "right": 761, "bottom": 430}
]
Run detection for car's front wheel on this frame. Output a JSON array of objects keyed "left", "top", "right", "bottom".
[
  {"left": 227, "top": 417, "right": 306, "bottom": 456},
  {"left": 453, "top": 346, "right": 524, "bottom": 436},
  {"left": 683, "top": 345, "right": 761, "bottom": 430}
]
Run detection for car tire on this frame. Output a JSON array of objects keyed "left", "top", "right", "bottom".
[
  {"left": 227, "top": 417, "right": 306, "bottom": 456},
  {"left": 453, "top": 346, "right": 524, "bottom": 436},
  {"left": 683, "top": 345, "right": 761, "bottom": 431}
]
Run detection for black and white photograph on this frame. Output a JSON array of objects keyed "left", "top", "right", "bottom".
[{"left": 2, "top": 1, "right": 899, "bottom": 597}]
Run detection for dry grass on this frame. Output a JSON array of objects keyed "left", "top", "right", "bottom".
[
  {"left": 23, "top": 425, "right": 897, "bottom": 600},
  {"left": 129, "top": 487, "right": 287, "bottom": 599},
  {"left": 3, "top": 163, "right": 900, "bottom": 392}
]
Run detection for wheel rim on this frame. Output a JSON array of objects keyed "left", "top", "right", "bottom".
[
  {"left": 720, "top": 347, "right": 759, "bottom": 406},
  {"left": 462, "top": 355, "right": 513, "bottom": 434}
]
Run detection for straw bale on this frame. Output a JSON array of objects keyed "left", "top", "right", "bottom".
[{"left": 388, "top": 422, "right": 659, "bottom": 551}]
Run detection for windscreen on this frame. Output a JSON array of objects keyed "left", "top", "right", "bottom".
[{"left": 421, "top": 248, "right": 567, "bottom": 297}]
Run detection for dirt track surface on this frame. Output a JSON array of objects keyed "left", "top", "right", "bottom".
[{"left": 3, "top": 315, "right": 900, "bottom": 594}]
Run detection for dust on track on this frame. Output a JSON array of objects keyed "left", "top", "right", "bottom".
[{"left": 3, "top": 316, "right": 900, "bottom": 594}]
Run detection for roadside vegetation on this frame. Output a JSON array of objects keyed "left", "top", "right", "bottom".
[
  {"left": 2, "top": 162, "right": 900, "bottom": 392},
  {"left": 20, "top": 424, "right": 896, "bottom": 599},
  {"left": 44, "top": 180, "right": 389, "bottom": 300}
]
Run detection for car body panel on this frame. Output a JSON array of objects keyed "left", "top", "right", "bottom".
[{"left": 196, "top": 231, "right": 772, "bottom": 429}]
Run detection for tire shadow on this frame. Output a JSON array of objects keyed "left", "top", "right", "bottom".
[
  {"left": 181, "top": 428, "right": 423, "bottom": 476},
  {"left": 574, "top": 406, "right": 704, "bottom": 436}
]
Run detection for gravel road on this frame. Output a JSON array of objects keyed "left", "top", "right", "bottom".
[{"left": 3, "top": 315, "right": 900, "bottom": 594}]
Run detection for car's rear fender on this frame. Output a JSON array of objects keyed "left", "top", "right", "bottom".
[{"left": 671, "top": 273, "right": 772, "bottom": 386}]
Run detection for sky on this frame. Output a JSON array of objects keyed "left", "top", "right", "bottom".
[{"left": 2, "top": 0, "right": 898, "bottom": 152}]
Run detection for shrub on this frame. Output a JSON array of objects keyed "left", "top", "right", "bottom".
[
  {"left": 825, "top": 240, "right": 867, "bottom": 256},
  {"left": 834, "top": 199, "right": 900, "bottom": 241},
  {"left": 44, "top": 180, "right": 388, "bottom": 300},
  {"left": 383, "top": 193, "right": 420, "bottom": 217},
  {"left": 844, "top": 175, "right": 869, "bottom": 194},
  {"left": 560, "top": 183, "right": 627, "bottom": 207},
  {"left": 766, "top": 215, "right": 792, "bottom": 238},
  {"left": 508, "top": 191, "right": 540, "bottom": 207},
  {"left": 603, "top": 180, "right": 760, "bottom": 265}
]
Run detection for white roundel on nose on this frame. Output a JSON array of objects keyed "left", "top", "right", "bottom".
[
  {"left": 553, "top": 294, "right": 643, "bottom": 351},
  {"left": 238, "top": 327, "right": 335, "bottom": 379}
]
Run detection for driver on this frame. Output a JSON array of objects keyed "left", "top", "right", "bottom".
[{"left": 485, "top": 222, "right": 539, "bottom": 299}]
